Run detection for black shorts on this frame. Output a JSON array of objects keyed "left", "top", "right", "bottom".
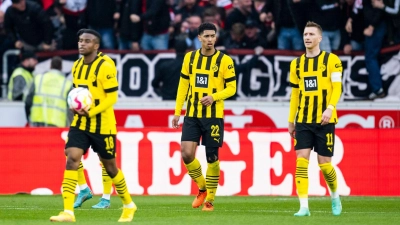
[
  {"left": 65, "top": 128, "right": 116, "bottom": 159},
  {"left": 294, "top": 123, "right": 335, "bottom": 157},
  {"left": 181, "top": 117, "right": 224, "bottom": 147}
]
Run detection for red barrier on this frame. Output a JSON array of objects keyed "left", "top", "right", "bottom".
[{"left": 0, "top": 128, "right": 399, "bottom": 196}]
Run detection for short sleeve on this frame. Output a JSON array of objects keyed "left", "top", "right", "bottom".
[
  {"left": 223, "top": 55, "right": 236, "bottom": 80},
  {"left": 330, "top": 54, "right": 343, "bottom": 73},
  {"left": 181, "top": 52, "right": 191, "bottom": 76},
  {"left": 289, "top": 59, "right": 299, "bottom": 87},
  {"left": 99, "top": 62, "right": 118, "bottom": 93}
]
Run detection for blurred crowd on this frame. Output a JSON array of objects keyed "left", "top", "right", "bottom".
[{"left": 0, "top": 0, "right": 399, "bottom": 55}]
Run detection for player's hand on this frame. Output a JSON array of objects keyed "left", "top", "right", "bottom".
[
  {"left": 74, "top": 108, "right": 89, "bottom": 117},
  {"left": 200, "top": 95, "right": 214, "bottom": 107},
  {"left": 321, "top": 108, "right": 332, "bottom": 125},
  {"left": 172, "top": 115, "right": 180, "bottom": 129},
  {"left": 288, "top": 122, "right": 295, "bottom": 138}
]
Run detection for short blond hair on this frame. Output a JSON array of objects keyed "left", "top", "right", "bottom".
[{"left": 305, "top": 21, "right": 323, "bottom": 34}]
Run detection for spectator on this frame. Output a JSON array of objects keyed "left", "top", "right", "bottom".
[
  {"left": 0, "top": 0, "right": 13, "bottom": 56},
  {"left": 342, "top": 0, "right": 365, "bottom": 54},
  {"left": 264, "top": 0, "right": 304, "bottom": 50},
  {"left": 184, "top": 15, "right": 202, "bottom": 50},
  {"left": 243, "top": 19, "right": 268, "bottom": 49},
  {"left": 174, "top": 0, "right": 204, "bottom": 24},
  {"left": 312, "top": 0, "right": 342, "bottom": 52},
  {"left": 372, "top": 0, "right": 400, "bottom": 45},
  {"left": 152, "top": 38, "right": 187, "bottom": 100},
  {"left": 130, "top": 0, "right": 171, "bottom": 50},
  {"left": 287, "top": 0, "right": 313, "bottom": 34},
  {"left": 25, "top": 56, "right": 73, "bottom": 127},
  {"left": 225, "top": 0, "right": 260, "bottom": 31},
  {"left": 7, "top": 50, "right": 38, "bottom": 101},
  {"left": 118, "top": 0, "right": 142, "bottom": 50},
  {"left": 55, "top": 0, "right": 87, "bottom": 50},
  {"left": 222, "top": 22, "right": 246, "bottom": 49},
  {"left": 4, "top": 0, "right": 55, "bottom": 51},
  {"left": 364, "top": 0, "right": 386, "bottom": 99},
  {"left": 86, "top": 0, "right": 119, "bottom": 49}
]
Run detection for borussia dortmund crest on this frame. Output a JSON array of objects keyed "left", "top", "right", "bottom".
[
  {"left": 212, "top": 64, "right": 218, "bottom": 72},
  {"left": 319, "top": 64, "right": 326, "bottom": 72}
]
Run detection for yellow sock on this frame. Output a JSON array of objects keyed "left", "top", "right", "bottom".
[
  {"left": 319, "top": 163, "right": 338, "bottom": 193},
  {"left": 205, "top": 160, "right": 220, "bottom": 203},
  {"left": 62, "top": 170, "right": 78, "bottom": 212},
  {"left": 112, "top": 169, "right": 132, "bottom": 205},
  {"left": 184, "top": 158, "right": 206, "bottom": 190},
  {"left": 295, "top": 158, "right": 309, "bottom": 199},
  {"left": 101, "top": 163, "right": 113, "bottom": 195},
  {"left": 77, "top": 161, "right": 87, "bottom": 186}
]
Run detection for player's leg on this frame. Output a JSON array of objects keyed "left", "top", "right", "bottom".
[
  {"left": 181, "top": 117, "right": 206, "bottom": 208},
  {"left": 293, "top": 123, "right": 313, "bottom": 216},
  {"left": 93, "top": 134, "right": 136, "bottom": 222},
  {"left": 74, "top": 160, "right": 93, "bottom": 208},
  {"left": 200, "top": 118, "right": 224, "bottom": 211},
  {"left": 316, "top": 124, "right": 341, "bottom": 216},
  {"left": 50, "top": 128, "right": 90, "bottom": 222},
  {"left": 92, "top": 161, "right": 112, "bottom": 209}
]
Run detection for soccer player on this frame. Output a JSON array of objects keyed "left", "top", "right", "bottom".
[
  {"left": 50, "top": 29, "right": 137, "bottom": 222},
  {"left": 73, "top": 48, "right": 116, "bottom": 210},
  {"left": 172, "top": 22, "right": 236, "bottom": 211},
  {"left": 288, "top": 21, "right": 343, "bottom": 217}
]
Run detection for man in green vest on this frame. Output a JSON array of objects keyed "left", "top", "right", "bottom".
[
  {"left": 7, "top": 50, "right": 37, "bottom": 101},
  {"left": 25, "top": 56, "right": 73, "bottom": 127}
]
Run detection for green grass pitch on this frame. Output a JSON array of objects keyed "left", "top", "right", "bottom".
[{"left": 0, "top": 195, "right": 399, "bottom": 224}]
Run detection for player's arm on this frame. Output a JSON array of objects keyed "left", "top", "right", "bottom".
[
  {"left": 174, "top": 53, "right": 191, "bottom": 116},
  {"left": 328, "top": 55, "right": 343, "bottom": 109},
  {"left": 288, "top": 59, "right": 300, "bottom": 123},
  {"left": 88, "top": 63, "right": 118, "bottom": 117},
  {"left": 211, "top": 56, "right": 236, "bottom": 101}
]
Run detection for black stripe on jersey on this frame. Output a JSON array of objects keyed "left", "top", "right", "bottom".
[
  {"left": 214, "top": 52, "right": 224, "bottom": 77},
  {"left": 304, "top": 57, "right": 309, "bottom": 72},
  {"left": 84, "top": 58, "right": 96, "bottom": 80},
  {"left": 92, "top": 59, "right": 105, "bottom": 87},
  {"left": 295, "top": 91, "right": 302, "bottom": 122},
  {"left": 104, "top": 87, "right": 118, "bottom": 93},
  {"left": 189, "top": 51, "right": 196, "bottom": 75},
  {"left": 296, "top": 58, "right": 300, "bottom": 79},
  {"left": 99, "top": 52, "right": 105, "bottom": 57},
  {"left": 196, "top": 55, "right": 203, "bottom": 70},
  {"left": 181, "top": 73, "right": 189, "bottom": 79},
  {"left": 75, "top": 115, "right": 83, "bottom": 129},
  {"left": 73, "top": 58, "right": 83, "bottom": 76},
  {"left": 76, "top": 62, "right": 85, "bottom": 79},
  {"left": 211, "top": 88, "right": 217, "bottom": 117},
  {"left": 202, "top": 93, "right": 207, "bottom": 118},
  {"left": 313, "top": 55, "right": 319, "bottom": 71},
  {"left": 225, "top": 76, "right": 236, "bottom": 83},
  {"left": 95, "top": 99, "right": 101, "bottom": 133},
  {"left": 312, "top": 95, "right": 318, "bottom": 123},
  {"left": 322, "top": 89, "right": 327, "bottom": 114},
  {"left": 85, "top": 112, "right": 91, "bottom": 131},
  {"left": 186, "top": 92, "right": 193, "bottom": 116},
  {"left": 302, "top": 96, "right": 310, "bottom": 123},
  {"left": 193, "top": 92, "right": 199, "bottom": 117},
  {"left": 205, "top": 56, "right": 212, "bottom": 70},
  {"left": 322, "top": 52, "right": 330, "bottom": 77},
  {"left": 289, "top": 82, "right": 299, "bottom": 88}
]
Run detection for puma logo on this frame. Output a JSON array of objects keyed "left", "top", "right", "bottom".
[
  {"left": 214, "top": 138, "right": 220, "bottom": 143},
  {"left": 328, "top": 147, "right": 332, "bottom": 152}
]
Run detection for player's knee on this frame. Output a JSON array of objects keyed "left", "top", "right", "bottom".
[
  {"left": 181, "top": 147, "right": 195, "bottom": 164},
  {"left": 205, "top": 147, "right": 219, "bottom": 163}
]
